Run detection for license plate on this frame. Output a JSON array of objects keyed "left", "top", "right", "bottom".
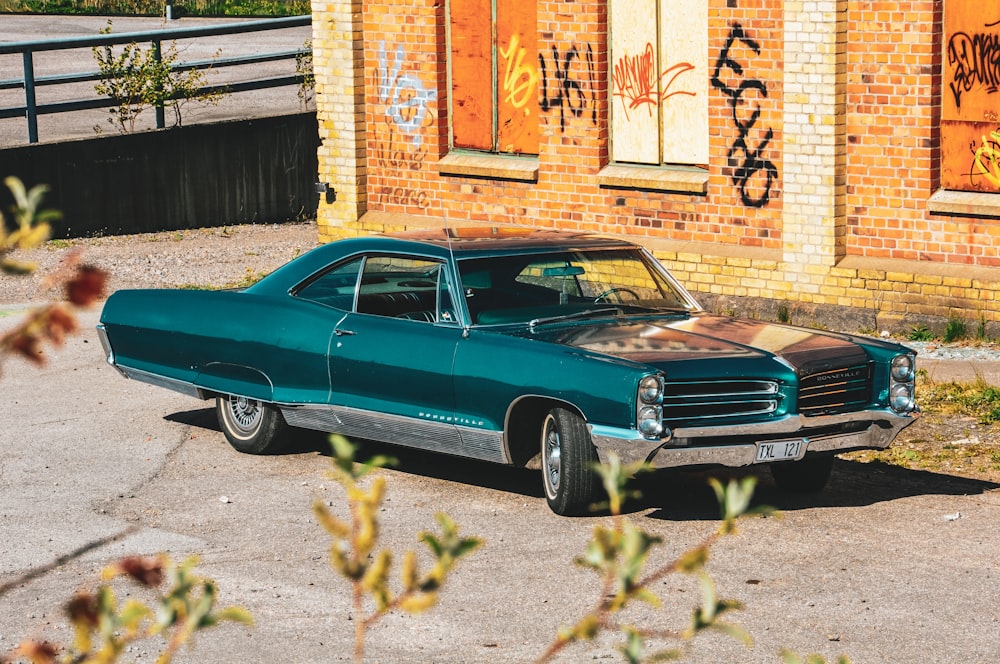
[{"left": 754, "top": 439, "right": 805, "bottom": 464}]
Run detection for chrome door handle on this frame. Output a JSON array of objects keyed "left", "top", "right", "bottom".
[{"left": 334, "top": 328, "right": 356, "bottom": 336}]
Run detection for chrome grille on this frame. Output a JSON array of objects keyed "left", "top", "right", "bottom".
[
  {"left": 798, "top": 362, "right": 873, "bottom": 416},
  {"left": 661, "top": 380, "right": 780, "bottom": 422}
]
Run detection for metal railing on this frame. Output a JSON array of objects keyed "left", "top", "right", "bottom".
[{"left": 0, "top": 15, "right": 311, "bottom": 143}]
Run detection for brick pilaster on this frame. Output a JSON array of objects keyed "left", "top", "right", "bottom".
[
  {"left": 781, "top": 0, "right": 847, "bottom": 278},
  {"left": 312, "top": 0, "right": 367, "bottom": 242}
]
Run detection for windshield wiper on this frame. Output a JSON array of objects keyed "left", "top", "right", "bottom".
[
  {"left": 618, "top": 304, "right": 691, "bottom": 316},
  {"left": 528, "top": 308, "right": 620, "bottom": 329}
]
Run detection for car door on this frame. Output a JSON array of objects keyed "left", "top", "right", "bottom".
[{"left": 326, "top": 254, "right": 468, "bottom": 455}]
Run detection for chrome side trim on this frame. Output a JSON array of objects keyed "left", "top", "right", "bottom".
[
  {"left": 95, "top": 323, "right": 129, "bottom": 378},
  {"left": 590, "top": 408, "right": 920, "bottom": 468},
  {"left": 280, "top": 403, "right": 508, "bottom": 464},
  {"left": 116, "top": 366, "right": 204, "bottom": 399}
]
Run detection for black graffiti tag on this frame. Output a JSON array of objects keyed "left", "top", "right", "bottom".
[
  {"left": 538, "top": 43, "right": 597, "bottom": 131},
  {"left": 947, "top": 26, "right": 1000, "bottom": 110},
  {"left": 710, "top": 23, "right": 778, "bottom": 208}
]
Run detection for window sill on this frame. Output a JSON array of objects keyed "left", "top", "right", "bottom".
[
  {"left": 927, "top": 188, "right": 1000, "bottom": 218},
  {"left": 436, "top": 153, "right": 538, "bottom": 182},
  {"left": 598, "top": 164, "right": 709, "bottom": 194}
]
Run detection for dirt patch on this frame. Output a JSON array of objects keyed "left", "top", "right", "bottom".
[{"left": 846, "top": 411, "right": 1000, "bottom": 484}]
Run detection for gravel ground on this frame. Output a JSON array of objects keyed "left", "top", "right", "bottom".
[{"left": 0, "top": 221, "right": 319, "bottom": 306}]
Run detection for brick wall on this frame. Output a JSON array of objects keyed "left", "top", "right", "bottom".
[{"left": 311, "top": 0, "right": 1000, "bottom": 335}]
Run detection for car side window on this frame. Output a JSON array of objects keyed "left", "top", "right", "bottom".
[
  {"left": 356, "top": 256, "right": 457, "bottom": 324},
  {"left": 294, "top": 256, "right": 364, "bottom": 310}
]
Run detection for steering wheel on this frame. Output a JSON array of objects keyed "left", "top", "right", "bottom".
[{"left": 594, "top": 287, "right": 641, "bottom": 304}]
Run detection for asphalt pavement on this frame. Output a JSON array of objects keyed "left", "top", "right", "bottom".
[
  {"left": 1, "top": 305, "right": 999, "bottom": 663},
  {"left": 3, "top": 16, "right": 1000, "bottom": 661}
]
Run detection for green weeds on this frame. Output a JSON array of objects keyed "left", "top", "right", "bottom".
[
  {"left": 943, "top": 318, "right": 968, "bottom": 343},
  {"left": 908, "top": 324, "right": 935, "bottom": 341},
  {"left": 920, "top": 374, "right": 1000, "bottom": 424}
]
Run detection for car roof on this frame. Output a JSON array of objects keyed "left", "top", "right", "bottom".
[
  {"left": 384, "top": 227, "right": 635, "bottom": 256},
  {"left": 247, "top": 227, "right": 640, "bottom": 296}
]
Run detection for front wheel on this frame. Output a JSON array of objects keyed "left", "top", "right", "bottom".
[
  {"left": 216, "top": 395, "right": 289, "bottom": 455},
  {"left": 769, "top": 454, "right": 834, "bottom": 493},
  {"left": 541, "top": 407, "right": 599, "bottom": 516}
]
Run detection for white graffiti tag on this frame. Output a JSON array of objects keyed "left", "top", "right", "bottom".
[{"left": 377, "top": 42, "right": 437, "bottom": 145}]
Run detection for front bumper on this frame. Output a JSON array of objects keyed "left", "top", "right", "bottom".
[{"left": 589, "top": 408, "right": 920, "bottom": 468}]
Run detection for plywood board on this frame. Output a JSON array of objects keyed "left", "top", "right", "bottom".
[
  {"left": 943, "top": 1, "right": 1000, "bottom": 123},
  {"left": 451, "top": 0, "right": 494, "bottom": 150},
  {"left": 496, "top": 2, "right": 539, "bottom": 154},
  {"left": 660, "top": 0, "right": 707, "bottom": 164},
  {"left": 942, "top": 119, "right": 1000, "bottom": 193},
  {"left": 611, "top": 0, "right": 659, "bottom": 164},
  {"left": 942, "top": 0, "right": 1000, "bottom": 192}
]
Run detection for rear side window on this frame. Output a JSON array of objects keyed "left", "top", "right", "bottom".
[
  {"left": 295, "top": 254, "right": 457, "bottom": 324},
  {"left": 294, "top": 257, "right": 364, "bottom": 310},
  {"left": 356, "top": 256, "right": 456, "bottom": 323}
]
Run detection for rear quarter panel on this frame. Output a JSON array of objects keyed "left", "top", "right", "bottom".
[{"left": 100, "top": 289, "right": 337, "bottom": 404}]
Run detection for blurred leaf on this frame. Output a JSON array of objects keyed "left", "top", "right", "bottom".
[
  {"left": 676, "top": 545, "right": 709, "bottom": 574},
  {"left": 361, "top": 550, "right": 393, "bottom": 611},
  {"left": 1, "top": 258, "right": 38, "bottom": 274},
  {"left": 214, "top": 606, "right": 254, "bottom": 626},
  {"left": 398, "top": 592, "right": 437, "bottom": 614},
  {"left": 592, "top": 452, "right": 651, "bottom": 515},
  {"left": 312, "top": 500, "right": 350, "bottom": 538},
  {"left": 401, "top": 550, "right": 419, "bottom": 592}
]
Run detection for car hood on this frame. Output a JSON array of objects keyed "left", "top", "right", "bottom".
[{"left": 524, "top": 314, "right": 871, "bottom": 376}]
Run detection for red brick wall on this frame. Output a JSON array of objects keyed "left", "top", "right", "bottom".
[
  {"left": 846, "top": 0, "right": 941, "bottom": 261},
  {"left": 314, "top": 0, "right": 1000, "bottom": 329},
  {"left": 359, "top": 0, "right": 786, "bottom": 249},
  {"left": 703, "top": 0, "right": 783, "bottom": 249}
]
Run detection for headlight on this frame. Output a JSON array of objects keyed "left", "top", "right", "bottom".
[
  {"left": 891, "top": 354, "right": 915, "bottom": 382},
  {"left": 637, "top": 405, "right": 663, "bottom": 436},
  {"left": 889, "top": 383, "right": 914, "bottom": 413},
  {"left": 638, "top": 375, "right": 663, "bottom": 403}
]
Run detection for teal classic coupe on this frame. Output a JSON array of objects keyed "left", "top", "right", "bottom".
[{"left": 98, "top": 228, "right": 919, "bottom": 515}]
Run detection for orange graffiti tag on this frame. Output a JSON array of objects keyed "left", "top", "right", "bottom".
[{"left": 612, "top": 42, "right": 695, "bottom": 120}]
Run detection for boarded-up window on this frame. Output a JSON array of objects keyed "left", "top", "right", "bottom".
[
  {"left": 943, "top": 1, "right": 1000, "bottom": 192},
  {"left": 450, "top": 0, "right": 539, "bottom": 154},
  {"left": 610, "top": 0, "right": 707, "bottom": 165}
]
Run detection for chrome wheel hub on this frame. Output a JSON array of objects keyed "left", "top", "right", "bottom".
[
  {"left": 543, "top": 417, "right": 561, "bottom": 493},
  {"left": 228, "top": 396, "right": 262, "bottom": 432}
]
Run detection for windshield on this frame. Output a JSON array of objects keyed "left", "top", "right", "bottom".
[{"left": 458, "top": 248, "right": 698, "bottom": 326}]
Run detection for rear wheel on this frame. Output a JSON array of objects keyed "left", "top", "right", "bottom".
[
  {"left": 216, "top": 395, "right": 289, "bottom": 454},
  {"left": 541, "top": 406, "right": 599, "bottom": 516},
  {"left": 769, "top": 454, "right": 834, "bottom": 493}
]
